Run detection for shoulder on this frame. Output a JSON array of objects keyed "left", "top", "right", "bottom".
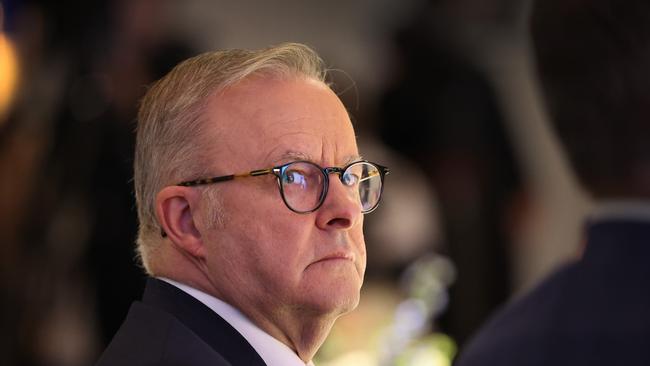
[
  {"left": 455, "top": 252, "right": 650, "bottom": 366},
  {"left": 455, "top": 220, "right": 650, "bottom": 366},
  {"left": 454, "top": 262, "right": 577, "bottom": 366},
  {"left": 95, "top": 301, "right": 231, "bottom": 366}
]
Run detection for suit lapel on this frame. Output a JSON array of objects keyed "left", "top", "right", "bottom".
[{"left": 142, "top": 278, "right": 267, "bottom": 366}]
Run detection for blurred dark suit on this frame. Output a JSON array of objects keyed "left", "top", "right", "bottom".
[
  {"left": 455, "top": 219, "right": 650, "bottom": 365},
  {"left": 95, "top": 278, "right": 266, "bottom": 366}
]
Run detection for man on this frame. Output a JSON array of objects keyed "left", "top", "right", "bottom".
[
  {"left": 96, "top": 43, "right": 389, "bottom": 365},
  {"left": 455, "top": 0, "right": 650, "bottom": 365}
]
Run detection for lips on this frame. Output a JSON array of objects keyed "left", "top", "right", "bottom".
[{"left": 311, "top": 252, "right": 354, "bottom": 265}]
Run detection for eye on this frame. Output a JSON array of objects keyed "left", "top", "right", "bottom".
[
  {"left": 284, "top": 170, "right": 307, "bottom": 186},
  {"left": 341, "top": 172, "right": 359, "bottom": 187}
]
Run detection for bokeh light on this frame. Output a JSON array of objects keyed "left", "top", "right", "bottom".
[{"left": 0, "top": 24, "right": 20, "bottom": 121}]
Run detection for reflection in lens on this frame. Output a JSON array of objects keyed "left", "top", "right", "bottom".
[
  {"left": 342, "top": 170, "right": 360, "bottom": 187},
  {"left": 348, "top": 162, "right": 382, "bottom": 213},
  {"left": 280, "top": 161, "right": 384, "bottom": 214},
  {"left": 281, "top": 162, "right": 324, "bottom": 212}
]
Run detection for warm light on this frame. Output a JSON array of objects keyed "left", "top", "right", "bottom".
[{"left": 0, "top": 32, "right": 20, "bottom": 121}]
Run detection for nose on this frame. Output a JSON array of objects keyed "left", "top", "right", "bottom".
[{"left": 315, "top": 176, "right": 362, "bottom": 230}]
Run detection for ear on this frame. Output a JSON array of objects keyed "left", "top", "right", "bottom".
[{"left": 155, "top": 186, "right": 206, "bottom": 259}]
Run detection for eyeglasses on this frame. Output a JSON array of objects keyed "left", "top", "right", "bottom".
[{"left": 177, "top": 160, "right": 390, "bottom": 214}]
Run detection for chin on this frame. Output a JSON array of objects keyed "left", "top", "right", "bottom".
[
  {"left": 336, "top": 292, "right": 361, "bottom": 315},
  {"left": 298, "top": 263, "right": 364, "bottom": 314},
  {"left": 302, "top": 283, "right": 361, "bottom": 316}
]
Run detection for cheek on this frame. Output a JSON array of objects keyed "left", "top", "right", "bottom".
[
  {"left": 233, "top": 207, "right": 316, "bottom": 277},
  {"left": 355, "top": 229, "right": 367, "bottom": 276},
  {"left": 354, "top": 219, "right": 367, "bottom": 255},
  {"left": 265, "top": 218, "right": 316, "bottom": 262}
]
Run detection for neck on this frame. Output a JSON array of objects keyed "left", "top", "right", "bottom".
[
  {"left": 155, "top": 247, "right": 341, "bottom": 363},
  {"left": 241, "top": 304, "right": 339, "bottom": 362},
  {"left": 200, "top": 269, "right": 341, "bottom": 362}
]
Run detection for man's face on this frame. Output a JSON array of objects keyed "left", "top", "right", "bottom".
[{"left": 197, "top": 76, "right": 366, "bottom": 321}]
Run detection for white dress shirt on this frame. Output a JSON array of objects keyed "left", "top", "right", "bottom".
[
  {"left": 159, "top": 277, "right": 315, "bottom": 366},
  {"left": 588, "top": 200, "right": 650, "bottom": 223}
]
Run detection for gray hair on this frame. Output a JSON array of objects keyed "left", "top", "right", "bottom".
[{"left": 134, "top": 42, "right": 327, "bottom": 273}]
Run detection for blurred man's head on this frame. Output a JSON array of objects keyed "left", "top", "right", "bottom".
[{"left": 530, "top": 0, "right": 650, "bottom": 199}]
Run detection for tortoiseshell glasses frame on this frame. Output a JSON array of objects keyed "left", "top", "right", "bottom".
[{"left": 176, "top": 160, "right": 389, "bottom": 214}]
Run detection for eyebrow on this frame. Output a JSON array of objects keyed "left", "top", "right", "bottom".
[
  {"left": 346, "top": 154, "right": 364, "bottom": 164},
  {"left": 274, "top": 151, "right": 364, "bottom": 167},
  {"left": 275, "top": 151, "right": 312, "bottom": 164}
]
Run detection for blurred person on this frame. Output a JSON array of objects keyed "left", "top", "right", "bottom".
[
  {"left": 0, "top": 1, "right": 198, "bottom": 364},
  {"left": 95, "top": 43, "right": 389, "bottom": 366},
  {"left": 455, "top": 0, "right": 650, "bottom": 365}
]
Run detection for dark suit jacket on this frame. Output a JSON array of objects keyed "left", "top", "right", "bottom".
[
  {"left": 95, "top": 278, "right": 267, "bottom": 366},
  {"left": 454, "top": 220, "right": 650, "bottom": 366}
]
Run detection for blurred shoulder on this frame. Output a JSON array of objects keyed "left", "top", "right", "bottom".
[{"left": 454, "top": 262, "right": 577, "bottom": 366}]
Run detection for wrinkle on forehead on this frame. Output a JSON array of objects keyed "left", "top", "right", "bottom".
[
  {"left": 261, "top": 127, "right": 360, "bottom": 166},
  {"left": 268, "top": 149, "right": 363, "bottom": 168},
  {"left": 211, "top": 77, "right": 361, "bottom": 171}
]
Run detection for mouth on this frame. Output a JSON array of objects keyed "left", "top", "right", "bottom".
[{"left": 311, "top": 252, "right": 355, "bottom": 265}]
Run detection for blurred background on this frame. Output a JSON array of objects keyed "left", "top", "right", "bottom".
[{"left": 0, "top": 0, "right": 593, "bottom": 365}]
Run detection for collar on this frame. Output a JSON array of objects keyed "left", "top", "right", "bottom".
[
  {"left": 587, "top": 200, "right": 650, "bottom": 224},
  {"left": 158, "top": 277, "right": 314, "bottom": 366}
]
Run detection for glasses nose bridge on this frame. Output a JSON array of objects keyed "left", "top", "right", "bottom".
[{"left": 324, "top": 166, "right": 346, "bottom": 182}]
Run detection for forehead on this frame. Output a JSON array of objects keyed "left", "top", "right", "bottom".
[{"left": 204, "top": 76, "right": 360, "bottom": 169}]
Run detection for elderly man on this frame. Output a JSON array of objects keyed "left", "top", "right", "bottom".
[{"left": 96, "top": 43, "right": 389, "bottom": 365}]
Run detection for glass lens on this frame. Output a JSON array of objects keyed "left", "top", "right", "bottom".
[
  {"left": 345, "top": 162, "right": 383, "bottom": 212},
  {"left": 280, "top": 161, "right": 325, "bottom": 212}
]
